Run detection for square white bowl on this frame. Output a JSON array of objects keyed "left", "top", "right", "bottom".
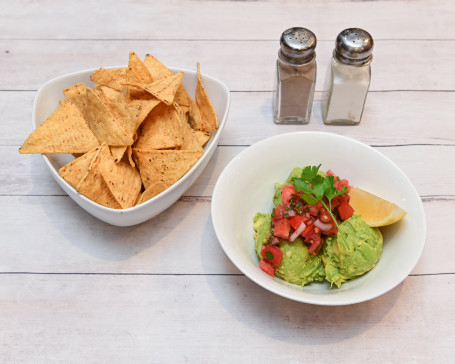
[
  {"left": 211, "top": 131, "right": 426, "bottom": 305},
  {"left": 32, "top": 67, "right": 230, "bottom": 226}
]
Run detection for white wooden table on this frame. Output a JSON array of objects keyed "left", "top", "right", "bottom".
[{"left": 1, "top": 1, "right": 454, "bottom": 362}]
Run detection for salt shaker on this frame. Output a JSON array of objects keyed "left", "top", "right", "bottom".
[
  {"left": 323, "top": 28, "right": 374, "bottom": 125},
  {"left": 273, "top": 27, "right": 317, "bottom": 124}
]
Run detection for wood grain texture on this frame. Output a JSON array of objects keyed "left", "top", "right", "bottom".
[
  {"left": 1, "top": 0, "right": 455, "bottom": 40},
  {"left": 1, "top": 40, "right": 455, "bottom": 92},
  {"left": 0, "top": 274, "right": 453, "bottom": 363},
  {"left": 1, "top": 0, "right": 454, "bottom": 362}
]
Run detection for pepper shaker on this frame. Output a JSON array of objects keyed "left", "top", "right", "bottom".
[
  {"left": 323, "top": 28, "right": 374, "bottom": 125},
  {"left": 273, "top": 27, "right": 317, "bottom": 124}
]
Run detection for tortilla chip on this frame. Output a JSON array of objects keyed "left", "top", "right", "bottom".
[
  {"left": 143, "top": 54, "right": 174, "bottom": 80},
  {"left": 180, "top": 114, "right": 204, "bottom": 152},
  {"left": 59, "top": 98, "right": 70, "bottom": 107},
  {"left": 125, "top": 145, "right": 135, "bottom": 168},
  {"left": 103, "top": 101, "right": 140, "bottom": 163},
  {"left": 195, "top": 63, "right": 218, "bottom": 131},
  {"left": 132, "top": 149, "right": 203, "bottom": 189},
  {"left": 129, "top": 98, "right": 161, "bottom": 131},
  {"left": 19, "top": 102, "right": 99, "bottom": 154},
  {"left": 63, "top": 83, "right": 91, "bottom": 123},
  {"left": 193, "top": 130, "right": 211, "bottom": 147},
  {"left": 85, "top": 87, "right": 134, "bottom": 146},
  {"left": 127, "top": 72, "right": 184, "bottom": 106},
  {"left": 134, "top": 103, "right": 184, "bottom": 150},
  {"left": 59, "top": 146, "right": 102, "bottom": 188},
  {"left": 96, "top": 144, "right": 142, "bottom": 209},
  {"left": 174, "top": 85, "right": 191, "bottom": 107},
  {"left": 90, "top": 68, "right": 128, "bottom": 91},
  {"left": 75, "top": 146, "right": 122, "bottom": 209},
  {"left": 94, "top": 85, "right": 121, "bottom": 105},
  {"left": 128, "top": 51, "right": 153, "bottom": 84},
  {"left": 136, "top": 181, "right": 167, "bottom": 205},
  {"left": 187, "top": 93, "right": 203, "bottom": 130}
]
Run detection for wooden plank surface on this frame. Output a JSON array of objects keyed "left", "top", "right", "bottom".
[
  {"left": 1, "top": 0, "right": 454, "bottom": 362},
  {"left": 0, "top": 274, "right": 453, "bottom": 363},
  {"left": 2, "top": 0, "right": 455, "bottom": 40},
  {"left": 2, "top": 40, "right": 455, "bottom": 92}
]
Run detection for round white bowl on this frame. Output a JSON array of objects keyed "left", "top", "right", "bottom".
[
  {"left": 33, "top": 67, "right": 230, "bottom": 226},
  {"left": 211, "top": 131, "right": 426, "bottom": 305}
]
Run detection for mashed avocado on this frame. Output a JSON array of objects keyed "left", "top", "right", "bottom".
[
  {"left": 322, "top": 214, "right": 383, "bottom": 288},
  {"left": 253, "top": 212, "right": 325, "bottom": 287},
  {"left": 253, "top": 212, "right": 272, "bottom": 259},
  {"left": 253, "top": 212, "right": 383, "bottom": 288},
  {"left": 254, "top": 166, "right": 384, "bottom": 288},
  {"left": 275, "top": 239, "right": 326, "bottom": 286}
]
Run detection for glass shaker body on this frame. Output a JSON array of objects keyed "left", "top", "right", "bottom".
[
  {"left": 324, "top": 57, "right": 371, "bottom": 125},
  {"left": 323, "top": 28, "right": 374, "bottom": 125},
  {"left": 273, "top": 27, "right": 317, "bottom": 124},
  {"left": 274, "top": 56, "right": 317, "bottom": 124}
]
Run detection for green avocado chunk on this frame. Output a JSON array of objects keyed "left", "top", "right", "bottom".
[
  {"left": 275, "top": 239, "right": 326, "bottom": 287},
  {"left": 253, "top": 211, "right": 325, "bottom": 287},
  {"left": 322, "top": 214, "right": 383, "bottom": 288},
  {"left": 253, "top": 212, "right": 272, "bottom": 259}
]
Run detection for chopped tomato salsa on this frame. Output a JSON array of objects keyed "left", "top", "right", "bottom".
[{"left": 260, "top": 167, "right": 354, "bottom": 272}]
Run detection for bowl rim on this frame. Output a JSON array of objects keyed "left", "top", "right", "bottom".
[
  {"left": 211, "top": 131, "right": 427, "bottom": 305},
  {"left": 32, "top": 66, "right": 230, "bottom": 215}
]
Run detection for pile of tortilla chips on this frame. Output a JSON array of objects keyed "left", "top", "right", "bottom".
[{"left": 20, "top": 51, "right": 219, "bottom": 209}]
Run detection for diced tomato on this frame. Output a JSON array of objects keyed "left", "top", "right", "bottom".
[
  {"left": 305, "top": 229, "right": 321, "bottom": 243},
  {"left": 301, "top": 223, "right": 314, "bottom": 238},
  {"left": 334, "top": 178, "right": 350, "bottom": 192},
  {"left": 323, "top": 225, "right": 338, "bottom": 236},
  {"left": 331, "top": 194, "right": 350, "bottom": 209},
  {"left": 281, "top": 185, "right": 300, "bottom": 205},
  {"left": 272, "top": 204, "right": 286, "bottom": 221},
  {"left": 260, "top": 245, "right": 283, "bottom": 268},
  {"left": 326, "top": 169, "right": 336, "bottom": 177},
  {"left": 259, "top": 259, "right": 276, "bottom": 277},
  {"left": 337, "top": 202, "right": 355, "bottom": 221},
  {"left": 308, "top": 201, "right": 323, "bottom": 216},
  {"left": 307, "top": 232, "right": 322, "bottom": 255},
  {"left": 314, "top": 240, "right": 324, "bottom": 255},
  {"left": 318, "top": 207, "right": 331, "bottom": 223},
  {"left": 273, "top": 218, "right": 290, "bottom": 239},
  {"left": 288, "top": 214, "right": 308, "bottom": 230}
]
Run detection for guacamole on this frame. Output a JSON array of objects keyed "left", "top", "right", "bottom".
[
  {"left": 253, "top": 212, "right": 325, "bottom": 287},
  {"left": 253, "top": 165, "right": 384, "bottom": 288},
  {"left": 322, "top": 215, "right": 383, "bottom": 288}
]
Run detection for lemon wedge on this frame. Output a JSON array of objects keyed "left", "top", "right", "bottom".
[{"left": 348, "top": 187, "right": 407, "bottom": 227}]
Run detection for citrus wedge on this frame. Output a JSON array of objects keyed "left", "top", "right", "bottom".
[{"left": 348, "top": 187, "right": 407, "bottom": 227}]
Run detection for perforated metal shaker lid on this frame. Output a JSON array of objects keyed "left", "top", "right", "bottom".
[
  {"left": 334, "top": 28, "right": 374, "bottom": 66},
  {"left": 279, "top": 27, "right": 317, "bottom": 64}
]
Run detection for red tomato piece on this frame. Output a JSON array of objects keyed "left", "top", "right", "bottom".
[
  {"left": 259, "top": 259, "right": 276, "bottom": 277},
  {"left": 307, "top": 233, "right": 322, "bottom": 255},
  {"left": 260, "top": 245, "right": 283, "bottom": 268},
  {"left": 331, "top": 194, "right": 350, "bottom": 209},
  {"left": 273, "top": 218, "right": 290, "bottom": 239},
  {"left": 337, "top": 202, "right": 355, "bottom": 221},
  {"left": 334, "top": 178, "right": 350, "bottom": 192},
  {"left": 281, "top": 184, "right": 300, "bottom": 206},
  {"left": 323, "top": 225, "right": 338, "bottom": 236},
  {"left": 288, "top": 214, "right": 308, "bottom": 230},
  {"left": 301, "top": 223, "right": 314, "bottom": 238},
  {"left": 272, "top": 205, "right": 286, "bottom": 221},
  {"left": 307, "top": 201, "right": 323, "bottom": 216}
]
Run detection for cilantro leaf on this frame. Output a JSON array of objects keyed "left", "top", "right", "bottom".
[{"left": 290, "top": 165, "right": 350, "bottom": 246}]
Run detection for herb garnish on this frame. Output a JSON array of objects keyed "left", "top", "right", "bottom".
[{"left": 291, "top": 164, "right": 348, "bottom": 244}]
